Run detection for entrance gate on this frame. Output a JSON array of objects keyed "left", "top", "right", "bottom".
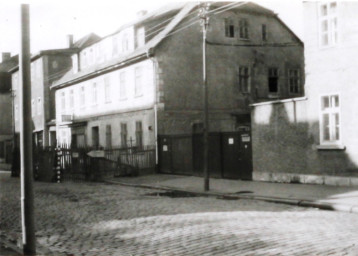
[{"left": 158, "top": 131, "right": 252, "bottom": 180}]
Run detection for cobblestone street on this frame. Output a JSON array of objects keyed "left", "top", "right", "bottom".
[{"left": 1, "top": 172, "right": 358, "bottom": 255}]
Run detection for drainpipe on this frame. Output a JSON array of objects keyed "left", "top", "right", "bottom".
[{"left": 148, "top": 49, "right": 159, "bottom": 166}]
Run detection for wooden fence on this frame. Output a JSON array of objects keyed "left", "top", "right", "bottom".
[{"left": 33, "top": 145, "right": 156, "bottom": 182}]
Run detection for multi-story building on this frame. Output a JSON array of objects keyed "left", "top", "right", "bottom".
[
  {"left": 11, "top": 33, "right": 100, "bottom": 148},
  {"left": 0, "top": 53, "right": 18, "bottom": 168},
  {"left": 52, "top": 2, "right": 304, "bottom": 178},
  {"left": 251, "top": 2, "right": 358, "bottom": 185}
]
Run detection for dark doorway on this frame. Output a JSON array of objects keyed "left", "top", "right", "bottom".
[
  {"left": 222, "top": 132, "right": 252, "bottom": 180},
  {"left": 159, "top": 132, "right": 252, "bottom": 180},
  {"left": 92, "top": 126, "right": 99, "bottom": 149}
]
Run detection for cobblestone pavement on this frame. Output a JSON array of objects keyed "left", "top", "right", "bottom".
[{"left": 1, "top": 172, "right": 358, "bottom": 256}]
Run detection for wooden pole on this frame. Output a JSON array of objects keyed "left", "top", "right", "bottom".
[
  {"left": 199, "top": 3, "right": 210, "bottom": 191},
  {"left": 20, "top": 4, "right": 36, "bottom": 255}
]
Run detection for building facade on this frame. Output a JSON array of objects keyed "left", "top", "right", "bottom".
[
  {"left": 251, "top": 2, "right": 358, "bottom": 185},
  {"left": 11, "top": 34, "right": 100, "bottom": 148},
  {"left": 52, "top": 2, "right": 304, "bottom": 178},
  {"left": 0, "top": 53, "right": 18, "bottom": 167}
]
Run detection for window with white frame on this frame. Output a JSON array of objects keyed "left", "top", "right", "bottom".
[
  {"left": 80, "top": 86, "right": 85, "bottom": 108},
  {"left": 122, "top": 33, "right": 129, "bottom": 52},
  {"left": 37, "top": 97, "right": 41, "bottom": 115},
  {"left": 69, "top": 89, "right": 74, "bottom": 109},
  {"left": 239, "top": 66, "right": 250, "bottom": 93},
  {"left": 319, "top": 2, "right": 337, "bottom": 47},
  {"left": 224, "top": 18, "right": 235, "bottom": 38},
  {"left": 92, "top": 82, "right": 97, "bottom": 105},
  {"left": 320, "top": 94, "right": 340, "bottom": 144},
  {"left": 288, "top": 69, "right": 300, "bottom": 94},
  {"left": 136, "top": 27, "right": 145, "bottom": 48},
  {"left": 104, "top": 76, "right": 111, "bottom": 103},
  {"left": 112, "top": 36, "right": 118, "bottom": 56},
  {"left": 134, "top": 67, "right": 143, "bottom": 96},
  {"left": 239, "top": 19, "right": 249, "bottom": 39},
  {"left": 119, "top": 72, "right": 127, "bottom": 99}
]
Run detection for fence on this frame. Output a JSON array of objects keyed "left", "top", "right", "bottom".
[{"left": 33, "top": 145, "right": 156, "bottom": 182}]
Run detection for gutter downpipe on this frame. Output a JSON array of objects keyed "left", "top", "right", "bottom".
[{"left": 147, "top": 48, "right": 159, "bottom": 167}]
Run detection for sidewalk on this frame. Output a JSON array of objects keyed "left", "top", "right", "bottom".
[{"left": 105, "top": 174, "right": 358, "bottom": 213}]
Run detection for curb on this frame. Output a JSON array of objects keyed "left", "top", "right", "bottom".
[{"left": 104, "top": 179, "right": 358, "bottom": 214}]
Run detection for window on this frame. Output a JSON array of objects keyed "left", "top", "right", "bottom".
[
  {"left": 262, "top": 24, "right": 267, "bottom": 41},
  {"left": 69, "top": 89, "right": 74, "bottom": 109},
  {"left": 239, "top": 66, "right": 250, "bottom": 93},
  {"left": 136, "top": 27, "right": 145, "bottom": 48},
  {"left": 239, "top": 19, "right": 249, "bottom": 39},
  {"left": 61, "top": 91, "right": 66, "bottom": 112},
  {"left": 122, "top": 33, "right": 129, "bottom": 52},
  {"left": 104, "top": 77, "right": 111, "bottom": 103},
  {"left": 320, "top": 94, "right": 340, "bottom": 144},
  {"left": 135, "top": 67, "right": 143, "bottom": 96},
  {"left": 31, "top": 99, "right": 35, "bottom": 117},
  {"left": 80, "top": 86, "right": 85, "bottom": 108},
  {"left": 268, "top": 68, "right": 279, "bottom": 94},
  {"left": 92, "top": 83, "right": 97, "bottom": 105},
  {"left": 112, "top": 36, "right": 118, "bottom": 56},
  {"left": 119, "top": 72, "right": 127, "bottom": 99},
  {"left": 82, "top": 51, "right": 87, "bottom": 68},
  {"left": 288, "top": 69, "right": 300, "bottom": 94},
  {"left": 120, "top": 123, "right": 127, "bottom": 148},
  {"left": 224, "top": 18, "right": 235, "bottom": 38},
  {"left": 319, "top": 2, "right": 337, "bottom": 47},
  {"left": 37, "top": 97, "right": 41, "bottom": 115},
  {"left": 106, "top": 125, "right": 112, "bottom": 149},
  {"left": 135, "top": 121, "right": 143, "bottom": 148},
  {"left": 92, "top": 126, "right": 99, "bottom": 149}
]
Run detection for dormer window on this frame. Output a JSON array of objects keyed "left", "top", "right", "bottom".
[
  {"left": 122, "top": 33, "right": 129, "bottom": 52},
  {"left": 136, "top": 27, "right": 145, "bottom": 48},
  {"left": 113, "top": 36, "right": 118, "bottom": 56}
]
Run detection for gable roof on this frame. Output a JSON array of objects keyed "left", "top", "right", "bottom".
[
  {"left": 73, "top": 33, "right": 101, "bottom": 49},
  {"left": 52, "top": 1, "right": 303, "bottom": 89},
  {"left": 52, "top": 2, "right": 198, "bottom": 89},
  {"left": 0, "top": 55, "right": 19, "bottom": 72},
  {"left": 9, "top": 33, "right": 101, "bottom": 73}
]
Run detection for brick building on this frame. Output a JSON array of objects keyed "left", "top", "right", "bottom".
[
  {"left": 52, "top": 2, "right": 304, "bottom": 178},
  {"left": 251, "top": 2, "right": 358, "bottom": 185},
  {"left": 10, "top": 34, "right": 100, "bottom": 148}
]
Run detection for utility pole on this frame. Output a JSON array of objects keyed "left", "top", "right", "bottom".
[
  {"left": 199, "top": 2, "right": 210, "bottom": 191},
  {"left": 20, "top": 4, "right": 36, "bottom": 255}
]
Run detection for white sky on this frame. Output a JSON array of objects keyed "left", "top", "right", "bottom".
[{"left": 0, "top": 0, "right": 303, "bottom": 61}]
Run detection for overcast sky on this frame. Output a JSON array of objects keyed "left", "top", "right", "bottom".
[{"left": 0, "top": 0, "right": 303, "bottom": 61}]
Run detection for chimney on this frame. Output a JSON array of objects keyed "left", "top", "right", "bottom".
[
  {"left": 67, "top": 34, "right": 74, "bottom": 48},
  {"left": 1, "top": 52, "right": 11, "bottom": 62},
  {"left": 136, "top": 10, "right": 147, "bottom": 18}
]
